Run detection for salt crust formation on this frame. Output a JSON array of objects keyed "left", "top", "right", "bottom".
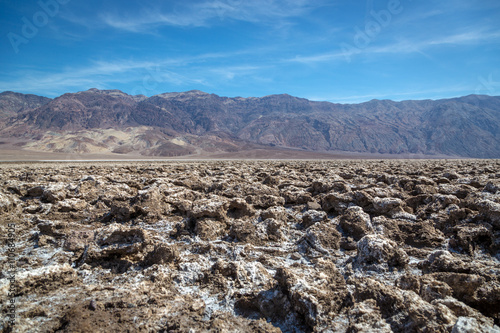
[{"left": 1, "top": 160, "right": 499, "bottom": 332}]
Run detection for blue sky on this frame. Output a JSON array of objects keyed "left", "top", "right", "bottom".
[{"left": 1, "top": 0, "right": 499, "bottom": 103}]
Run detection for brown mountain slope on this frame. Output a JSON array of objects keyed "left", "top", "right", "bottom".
[
  {"left": 0, "top": 91, "right": 51, "bottom": 119},
  {"left": 1, "top": 89, "right": 499, "bottom": 158},
  {"left": 20, "top": 89, "right": 141, "bottom": 131}
]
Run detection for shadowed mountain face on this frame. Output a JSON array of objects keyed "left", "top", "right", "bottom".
[
  {"left": 0, "top": 91, "right": 51, "bottom": 119},
  {"left": 1, "top": 89, "right": 499, "bottom": 158},
  {"left": 21, "top": 89, "right": 140, "bottom": 131}
]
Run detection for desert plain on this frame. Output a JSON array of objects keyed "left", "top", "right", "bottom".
[{"left": 1, "top": 159, "right": 499, "bottom": 332}]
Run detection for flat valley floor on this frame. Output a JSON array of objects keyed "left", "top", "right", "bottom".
[{"left": 1, "top": 160, "right": 499, "bottom": 332}]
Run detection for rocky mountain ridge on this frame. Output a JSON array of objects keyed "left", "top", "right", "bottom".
[
  {"left": 0, "top": 89, "right": 499, "bottom": 158},
  {"left": 0, "top": 91, "right": 51, "bottom": 119}
]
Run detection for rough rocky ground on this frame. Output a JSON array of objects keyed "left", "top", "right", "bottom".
[{"left": 1, "top": 160, "right": 499, "bottom": 332}]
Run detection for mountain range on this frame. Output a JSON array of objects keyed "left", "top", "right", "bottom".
[{"left": 0, "top": 89, "right": 499, "bottom": 158}]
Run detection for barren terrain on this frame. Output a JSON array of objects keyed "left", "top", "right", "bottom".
[
  {"left": 2, "top": 90, "right": 499, "bottom": 158},
  {"left": 1, "top": 160, "right": 499, "bottom": 332}
]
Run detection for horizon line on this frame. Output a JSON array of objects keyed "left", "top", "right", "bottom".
[{"left": 1, "top": 88, "right": 498, "bottom": 105}]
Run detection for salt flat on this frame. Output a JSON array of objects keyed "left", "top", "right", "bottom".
[{"left": 1, "top": 160, "right": 499, "bottom": 332}]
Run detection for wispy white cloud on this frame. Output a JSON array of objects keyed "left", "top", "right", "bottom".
[
  {"left": 0, "top": 59, "right": 183, "bottom": 97},
  {"left": 368, "top": 30, "right": 500, "bottom": 56},
  {"left": 0, "top": 51, "right": 267, "bottom": 97},
  {"left": 208, "top": 65, "right": 264, "bottom": 80},
  {"left": 101, "top": 0, "right": 323, "bottom": 32},
  {"left": 287, "top": 29, "right": 500, "bottom": 65},
  {"left": 424, "top": 30, "right": 500, "bottom": 45},
  {"left": 288, "top": 52, "right": 345, "bottom": 64}
]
